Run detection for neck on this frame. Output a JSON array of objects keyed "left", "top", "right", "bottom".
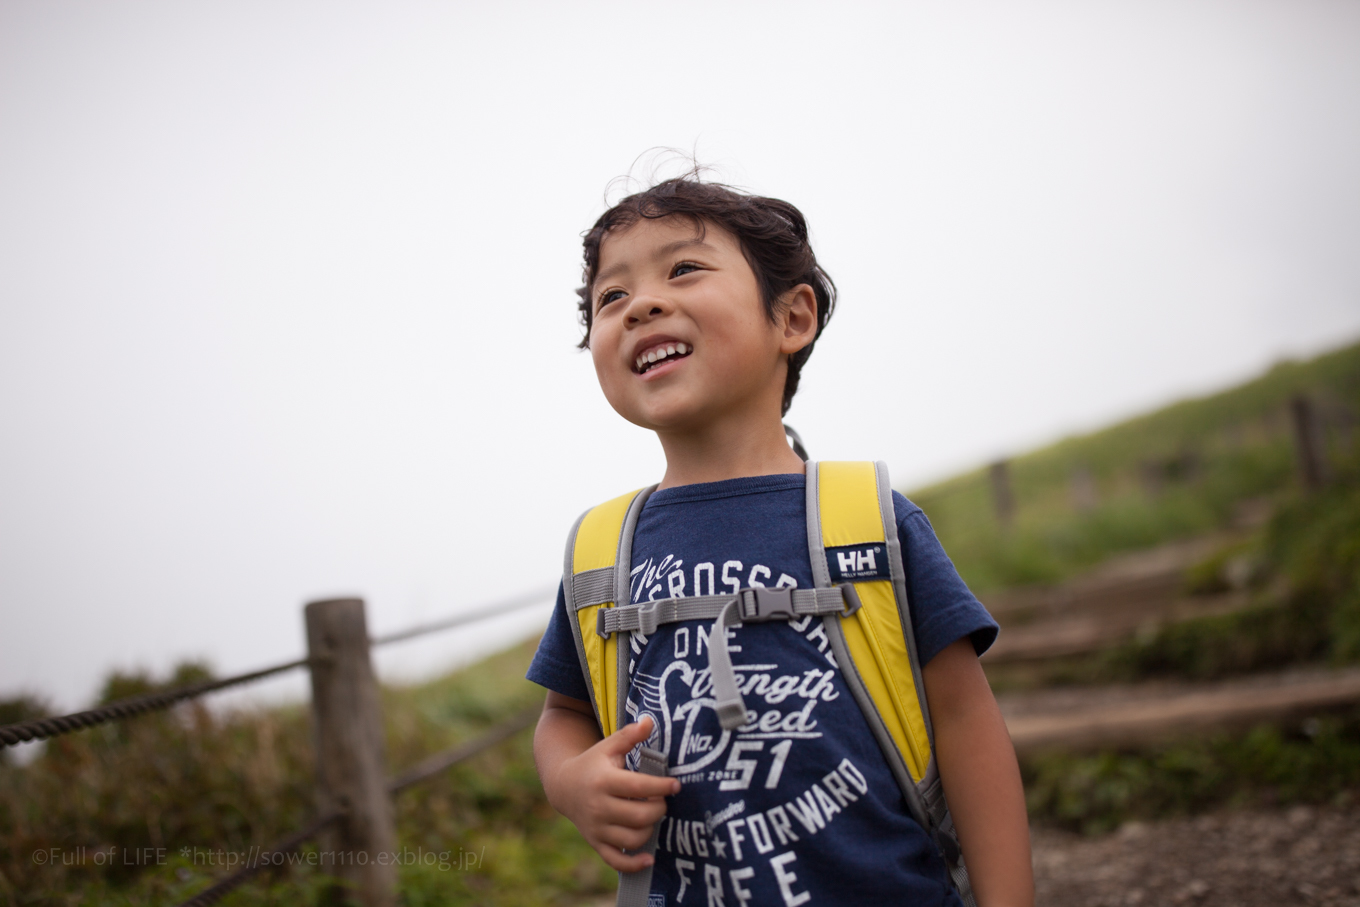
[{"left": 654, "top": 406, "right": 805, "bottom": 489}]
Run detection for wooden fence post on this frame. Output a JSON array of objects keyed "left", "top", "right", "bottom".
[
  {"left": 1069, "top": 465, "right": 1098, "bottom": 513},
  {"left": 305, "top": 598, "right": 397, "bottom": 907},
  {"left": 1290, "top": 394, "right": 1329, "bottom": 491},
  {"left": 990, "top": 459, "right": 1015, "bottom": 529}
]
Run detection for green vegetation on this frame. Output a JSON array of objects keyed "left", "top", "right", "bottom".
[
  {"left": 1019, "top": 462, "right": 1360, "bottom": 825},
  {"left": 982, "top": 453, "right": 1360, "bottom": 691},
  {"left": 0, "top": 640, "right": 609, "bottom": 906},
  {"left": 1023, "top": 710, "right": 1360, "bottom": 835},
  {"left": 919, "top": 340, "right": 1360, "bottom": 834},
  {"left": 1099, "top": 466, "right": 1360, "bottom": 681},
  {"left": 911, "top": 341, "right": 1360, "bottom": 593}
]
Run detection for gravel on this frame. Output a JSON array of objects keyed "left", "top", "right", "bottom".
[{"left": 1033, "top": 803, "right": 1360, "bottom": 906}]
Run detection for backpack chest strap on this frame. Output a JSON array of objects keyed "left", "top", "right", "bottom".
[
  {"left": 592, "top": 585, "right": 858, "bottom": 638},
  {"left": 596, "top": 584, "right": 862, "bottom": 732}
]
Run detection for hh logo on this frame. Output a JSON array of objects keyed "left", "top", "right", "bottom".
[{"left": 826, "top": 544, "right": 890, "bottom": 581}]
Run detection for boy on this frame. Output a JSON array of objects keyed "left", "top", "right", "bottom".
[{"left": 528, "top": 177, "right": 1033, "bottom": 906}]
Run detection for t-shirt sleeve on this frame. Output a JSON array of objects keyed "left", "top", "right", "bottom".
[
  {"left": 526, "top": 582, "right": 594, "bottom": 703},
  {"left": 894, "top": 491, "right": 999, "bottom": 663}
]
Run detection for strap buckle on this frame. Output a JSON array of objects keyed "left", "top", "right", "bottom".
[
  {"left": 738, "top": 586, "right": 795, "bottom": 623},
  {"left": 635, "top": 601, "right": 661, "bottom": 636},
  {"left": 837, "top": 582, "right": 863, "bottom": 617},
  {"left": 596, "top": 602, "right": 660, "bottom": 638}
]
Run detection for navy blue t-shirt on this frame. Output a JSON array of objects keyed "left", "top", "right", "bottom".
[{"left": 528, "top": 474, "right": 997, "bottom": 907}]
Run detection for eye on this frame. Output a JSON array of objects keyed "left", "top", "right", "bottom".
[
  {"left": 597, "top": 288, "right": 627, "bottom": 311},
  {"left": 671, "top": 261, "right": 702, "bottom": 278}
]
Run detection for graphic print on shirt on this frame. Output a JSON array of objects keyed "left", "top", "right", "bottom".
[{"left": 622, "top": 552, "right": 903, "bottom": 907}]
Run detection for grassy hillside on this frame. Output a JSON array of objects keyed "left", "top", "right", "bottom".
[
  {"left": 910, "top": 340, "right": 1360, "bottom": 592},
  {"left": 912, "top": 338, "right": 1360, "bottom": 833},
  {"left": 1019, "top": 467, "right": 1360, "bottom": 831}
]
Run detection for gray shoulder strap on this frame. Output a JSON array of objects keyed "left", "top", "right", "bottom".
[
  {"left": 557, "top": 483, "right": 657, "bottom": 734},
  {"left": 561, "top": 507, "right": 600, "bottom": 728},
  {"left": 615, "top": 746, "right": 668, "bottom": 907},
  {"left": 805, "top": 461, "right": 832, "bottom": 588},
  {"left": 874, "top": 460, "right": 935, "bottom": 745},
  {"left": 806, "top": 461, "right": 935, "bottom": 833},
  {"left": 611, "top": 485, "right": 661, "bottom": 907},
  {"left": 613, "top": 484, "right": 657, "bottom": 733},
  {"left": 872, "top": 461, "right": 975, "bottom": 907}
]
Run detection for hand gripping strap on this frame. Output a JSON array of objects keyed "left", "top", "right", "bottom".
[{"left": 615, "top": 746, "right": 669, "bottom": 907}]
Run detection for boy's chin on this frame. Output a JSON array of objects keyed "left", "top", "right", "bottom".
[
  {"left": 621, "top": 412, "right": 697, "bottom": 434},
  {"left": 615, "top": 402, "right": 710, "bottom": 435},
  {"left": 610, "top": 386, "right": 775, "bottom": 437}
]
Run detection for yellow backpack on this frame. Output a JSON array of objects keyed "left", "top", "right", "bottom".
[{"left": 560, "top": 461, "right": 975, "bottom": 906}]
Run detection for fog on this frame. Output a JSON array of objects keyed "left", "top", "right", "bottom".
[{"left": 2, "top": 0, "right": 1358, "bottom": 712}]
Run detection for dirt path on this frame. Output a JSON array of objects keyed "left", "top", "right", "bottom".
[
  {"left": 980, "top": 533, "right": 1253, "bottom": 664},
  {"left": 1034, "top": 803, "right": 1360, "bottom": 906},
  {"left": 998, "top": 666, "right": 1360, "bottom": 754}
]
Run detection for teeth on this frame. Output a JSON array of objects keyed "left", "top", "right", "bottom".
[{"left": 634, "top": 342, "right": 691, "bottom": 373}]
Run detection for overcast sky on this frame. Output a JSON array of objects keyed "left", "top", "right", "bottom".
[{"left": 2, "top": 0, "right": 1358, "bottom": 715}]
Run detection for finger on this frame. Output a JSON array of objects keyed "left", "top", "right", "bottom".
[
  {"left": 604, "top": 768, "right": 681, "bottom": 799},
  {"left": 600, "top": 715, "right": 656, "bottom": 756},
  {"left": 594, "top": 841, "right": 655, "bottom": 874},
  {"left": 598, "top": 797, "right": 668, "bottom": 830},
  {"left": 599, "top": 823, "right": 659, "bottom": 854}
]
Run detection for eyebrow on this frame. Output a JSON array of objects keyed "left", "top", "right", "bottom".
[{"left": 592, "top": 237, "right": 716, "bottom": 292}]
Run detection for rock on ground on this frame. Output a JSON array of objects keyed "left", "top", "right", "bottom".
[{"left": 1033, "top": 804, "right": 1360, "bottom": 906}]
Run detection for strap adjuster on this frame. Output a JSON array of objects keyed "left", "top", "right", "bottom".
[
  {"left": 597, "top": 601, "right": 662, "bottom": 638},
  {"left": 738, "top": 586, "right": 795, "bottom": 622},
  {"left": 636, "top": 601, "right": 661, "bottom": 636},
  {"left": 837, "top": 582, "right": 863, "bottom": 617}
]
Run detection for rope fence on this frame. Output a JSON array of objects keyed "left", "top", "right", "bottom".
[
  {"left": 176, "top": 808, "right": 344, "bottom": 907},
  {"left": 0, "top": 587, "right": 553, "bottom": 749},
  {"left": 369, "top": 588, "right": 554, "bottom": 647},
  {"left": 388, "top": 706, "right": 539, "bottom": 795},
  {"left": 0, "top": 657, "right": 309, "bottom": 748}
]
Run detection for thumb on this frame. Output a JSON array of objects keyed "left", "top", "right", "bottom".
[{"left": 602, "top": 714, "right": 656, "bottom": 755}]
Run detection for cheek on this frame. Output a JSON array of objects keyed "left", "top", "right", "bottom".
[
  {"left": 712, "top": 310, "right": 784, "bottom": 364},
  {"left": 589, "top": 341, "right": 608, "bottom": 376},
  {"left": 589, "top": 329, "right": 624, "bottom": 386}
]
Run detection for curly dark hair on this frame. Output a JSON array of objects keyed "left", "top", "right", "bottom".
[{"left": 576, "top": 177, "right": 836, "bottom": 416}]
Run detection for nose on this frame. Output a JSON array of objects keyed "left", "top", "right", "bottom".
[{"left": 623, "top": 289, "right": 671, "bottom": 327}]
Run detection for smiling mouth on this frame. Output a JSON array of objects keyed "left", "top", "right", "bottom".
[{"left": 634, "top": 341, "right": 692, "bottom": 375}]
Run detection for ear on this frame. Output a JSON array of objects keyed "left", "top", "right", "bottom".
[{"left": 778, "top": 284, "right": 818, "bottom": 355}]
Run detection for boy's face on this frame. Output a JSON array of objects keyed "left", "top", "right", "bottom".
[{"left": 589, "top": 216, "right": 798, "bottom": 434}]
